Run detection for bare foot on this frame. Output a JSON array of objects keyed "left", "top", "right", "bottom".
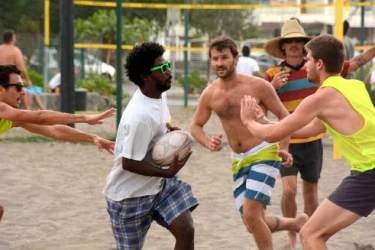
[{"left": 296, "top": 213, "right": 309, "bottom": 232}]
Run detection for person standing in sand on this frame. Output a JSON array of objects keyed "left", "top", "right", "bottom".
[
  {"left": 240, "top": 34, "right": 375, "bottom": 250},
  {"left": 264, "top": 19, "right": 375, "bottom": 250},
  {"left": 190, "top": 35, "right": 308, "bottom": 250}
]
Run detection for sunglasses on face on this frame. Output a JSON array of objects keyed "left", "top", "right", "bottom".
[
  {"left": 2, "top": 82, "right": 24, "bottom": 92},
  {"left": 282, "top": 38, "right": 306, "bottom": 44},
  {"left": 150, "top": 61, "right": 171, "bottom": 74}
]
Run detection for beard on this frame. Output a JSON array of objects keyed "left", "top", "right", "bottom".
[
  {"left": 156, "top": 76, "right": 172, "bottom": 92},
  {"left": 215, "top": 64, "right": 235, "bottom": 79}
]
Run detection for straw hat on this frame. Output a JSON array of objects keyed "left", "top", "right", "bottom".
[{"left": 264, "top": 19, "right": 313, "bottom": 59}]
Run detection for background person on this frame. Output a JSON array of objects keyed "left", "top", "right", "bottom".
[
  {"left": 236, "top": 45, "right": 262, "bottom": 77},
  {"left": 22, "top": 55, "right": 45, "bottom": 110}
]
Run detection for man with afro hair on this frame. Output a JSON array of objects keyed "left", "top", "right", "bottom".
[{"left": 103, "top": 42, "right": 198, "bottom": 250}]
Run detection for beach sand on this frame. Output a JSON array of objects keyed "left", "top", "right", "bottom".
[{"left": 0, "top": 107, "right": 374, "bottom": 250}]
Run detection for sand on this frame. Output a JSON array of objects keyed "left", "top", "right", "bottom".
[{"left": 0, "top": 107, "right": 374, "bottom": 250}]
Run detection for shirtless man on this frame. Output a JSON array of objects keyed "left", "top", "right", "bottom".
[
  {"left": 0, "top": 30, "right": 30, "bottom": 84},
  {"left": 190, "top": 35, "right": 308, "bottom": 250}
]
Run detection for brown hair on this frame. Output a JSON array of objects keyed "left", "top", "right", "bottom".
[
  {"left": 209, "top": 36, "right": 238, "bottom": 58},
  {"left": 305, "top": 34, "right": 345, "bottom": 74}
]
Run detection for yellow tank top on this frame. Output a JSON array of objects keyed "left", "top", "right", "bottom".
[
  {"left": 319, "top": 76, "right": 375, "bottom": 172},
  {"left": 0, "top": 119, "right": 12, "bottom": 135}
]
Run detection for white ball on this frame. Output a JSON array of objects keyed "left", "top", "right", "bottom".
[{"left": 151, "top": 131, "right": 193, "bottom": 166}]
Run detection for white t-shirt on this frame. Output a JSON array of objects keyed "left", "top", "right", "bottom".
[
  {"left": 103, "top": 89, "right": 171, "bottom": 201},
  {"left": 236, "top": 56, "right": 260, "bottom": 76}
]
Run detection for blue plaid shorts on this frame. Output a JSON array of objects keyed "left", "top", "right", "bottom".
[{"left": 106, "top": 177, "right": 199, "bottom": 250}]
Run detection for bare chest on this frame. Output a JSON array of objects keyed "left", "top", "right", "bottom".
[{"left": 210, "top": 87, "right": 258, "bottom": 120}]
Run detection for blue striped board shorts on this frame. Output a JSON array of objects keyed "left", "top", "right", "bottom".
[
  {"left": 106, "top": 176, "right": 199, "bottom": 250},
  {"left": 232, "top": 142, "right": 281, "bottom": 215}
]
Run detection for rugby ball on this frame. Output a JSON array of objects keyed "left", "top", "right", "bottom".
[{"left": 151, "top": 130, "right": 193, "bottom": 166}]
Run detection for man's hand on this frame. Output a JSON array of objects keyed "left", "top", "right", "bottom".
[
  {"left": 167, "top": 151, "right": 193, "bottom": 176},
  {"left": 278, "top": 149, "right": 293, "bottom": 167},
  {"left": 85, "top": 108, "right": 116, "bottom": 125},
  {"left": 205, "top": 134, "right": 223, "bottom": 152},
  {"left": 271, "top": 71, "right": 290, "bottom": 89},
  {"left": 93, "top": 136, "right": 115, "bottom": 154},
  {"left": 240, "top": 95, "right": 258, "bottom": 125},
  {"left": 166, "top": 122, "right": 181, "bottom": 132}
]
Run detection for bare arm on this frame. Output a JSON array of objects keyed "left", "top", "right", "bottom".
[
  {"left": 21, "top": 123, "right": 115, "bottom": 154},
  {"left": 190, "top": 88, "right": 222, "bottom": 151},
  {"left": 292, "top": 118, "right": 326, "bottom": 138},
  {"left": 122, "top": 151, "right": 192, "bottom": 178},
  {"left": 14, "top": 48, "right": 30, "bottom": 83},
  {"left": 257, "top": 79, "right": 290, "bottom": 150},
  {"left": 0, "top": 102, "right": 115, "bottom": 125},
  {"left": 241, "top": 94, "right": 322, "bottom": 143},
  {"left": 348, "top": 45, "right": 375, "bottom": 73}
]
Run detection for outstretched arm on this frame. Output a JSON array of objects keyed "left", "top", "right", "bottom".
[
  {"left": 20, "top": 123, "right": 115, "bottom": 154},
  {"left": 348, "top": 45, "right": 375, "bottom": 73},
  {"left": 293, "top": 118, "right": 326, "bottom": 138},
  {"left": 241, "top": 95, "right": 321, "bottom": 143},
  {"left": 257, "top": 79, "right": 293, "bottom": 165},
  {"left": 1, "top": 102, "right": 116, "bottom": 126}
]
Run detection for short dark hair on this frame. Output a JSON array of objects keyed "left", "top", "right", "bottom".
[
  {"left": 242, "top": 45, "right": 250, "bottom": 57},
  {"left": 343, "top": 20, "right": 350, "bottom": 36},
  {"left": 124, "top": 42, "right": 165, "bottom": 87},
  {"left": 209, "top": 36, "right": 238, "bottom": 58},
  {"left": 305, "top": 34, "right": 345, "bottom": 74},
  {"left": 3, "top": 30, "right": 14, "bottom": 43},
  {"left": 0, "top": 65, "right": 21, "bottom": 86}
]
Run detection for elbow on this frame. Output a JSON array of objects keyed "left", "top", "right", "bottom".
[{"left": 36, "top": 111, "right": 48, "bottom": 125}]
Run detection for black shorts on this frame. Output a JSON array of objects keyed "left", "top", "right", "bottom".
[
  {"left": 328, "top": 169, "right": 375, "bottom": 217},
  {"left": 280, "top": 139, "right": 323, "bottom": 183}
]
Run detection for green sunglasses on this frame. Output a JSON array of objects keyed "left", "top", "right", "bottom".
[{"left": 150, "top": 61, "right": 171, "bottom": 74}]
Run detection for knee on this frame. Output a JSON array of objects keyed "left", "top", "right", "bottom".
[
  {"left": 283, "top": 186, "right": 297, "bottom": 199},
  {"left": 299, "top": 226, "right": 310, "bottom": 245},
  {"left": 174, "top": 221, "right": 195, "bottom": 240},
  {"left": 242, "top": 212, "right": 260, "bottom": 233},
  {"left": 299, "top": 225, "right": 325, "bottom": 246}
]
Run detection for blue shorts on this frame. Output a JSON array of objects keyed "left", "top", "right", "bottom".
[
  {"left": 232, "top": 142, "right": 281, "bottom": 215},
  {"left": 24, "top": 86, "right": 43, "bottom": 95},
  {"left": 106, "top": 176, "right": 198, "bottom": 250}
]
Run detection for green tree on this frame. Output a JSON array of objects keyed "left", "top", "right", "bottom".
[
  {"left": 74, "top": 9, "right": 154, "bottom": 65},
  {"left": 189, "top": 0, "right": 259, "bottom": 79},
  {"left": 190, "top": 0, "right": 259, "bottom": 41}
]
